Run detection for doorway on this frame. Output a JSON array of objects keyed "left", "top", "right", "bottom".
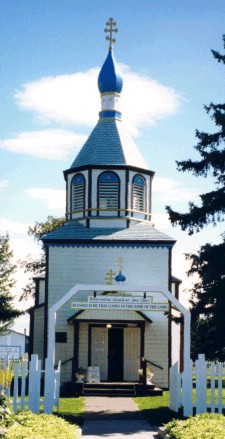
[
  {"left": 89, "top": 323, "right": 143, "bottom": 381},
  {"left": 108, "top": 328, "right": 123, "bottom": 381}
]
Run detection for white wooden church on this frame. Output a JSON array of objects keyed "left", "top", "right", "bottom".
[{"left": 29, "top": 19, "right": 184, "bottom": 392}]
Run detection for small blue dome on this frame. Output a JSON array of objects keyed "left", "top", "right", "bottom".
[
  {"left": 98, "top": 49, "right": 123, "bottom": 94},
  {"left": 115, "top": 271, "right": 126, "bottom": 283}
]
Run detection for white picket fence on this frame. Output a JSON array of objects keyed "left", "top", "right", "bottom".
[
  {"left": 170, "top": 354, "right": 225, "bottom": 417},
  {"left": 0, "top": 354, "right": 61, "bottom": 414}
]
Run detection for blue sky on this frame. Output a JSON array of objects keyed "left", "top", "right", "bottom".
[{"left": 0, "top": 0, "right": 225, "bottom": 332}]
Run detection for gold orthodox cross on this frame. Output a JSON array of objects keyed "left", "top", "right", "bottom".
[
  {"left": 104, "top": 17, "right": 118, "bottom": 49},
  {"left": 105, "top": 269, "right": 116, "bottom": 285},
  {"left": 117, "top": 256, "right": 124, "bottom": 270}
]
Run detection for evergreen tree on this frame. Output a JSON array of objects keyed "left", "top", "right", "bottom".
[
  {"left": 21, "top": 216, "right": 65, "bottom": 301},
  {"left": 0, "top": 234, "right": 23, "bottom": 333},
  {"left": 166, "top": 36, "right": 225, "bottom": 235},
  {"left": 187, "top": 238, "right": 225, "bottom": 360},
  {"left": 166, "top": 35, "right": 225, "bottom": 360}
]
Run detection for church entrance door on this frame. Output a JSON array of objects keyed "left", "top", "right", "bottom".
[
  {"left": 89, "top": 324, "right": 142, "bottom": 381},
  {"left": 91, "top": 326, "right": 108, "bottom": 380},
  {"left": 124, "top": 327, "right": 141, "bottom": 380},
  {"left": 108, "top": 328, "right": 123, "bottom": 381}
]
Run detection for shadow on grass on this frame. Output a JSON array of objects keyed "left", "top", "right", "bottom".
[
  {"left": 139, "top": 406, "right": 184, "bottom": 426},
  {"left": 58, "top": 397, "right": 85, "bottom": 427},
  {"left": 57, "top": 412, "right": 84, "bottom": 427}
]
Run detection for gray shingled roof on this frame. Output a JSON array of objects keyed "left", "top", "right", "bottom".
[
  {"left": 42, "top": 221, "right": 175, "bottom": 244},
  {"left": 70, "top": 119, "right": 149, "bottom": 170}
]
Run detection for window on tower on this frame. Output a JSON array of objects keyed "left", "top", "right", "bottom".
[
  {"left": 71, "top": 173, "right": 85, "bottom": 213},
  {"left": 98, "top": 171, "right": 120, "bottom": 212},
  {"left": 132, "top": 174, "right": 146, "bottom": 212}
]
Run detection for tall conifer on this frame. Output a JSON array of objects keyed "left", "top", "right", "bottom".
[
  {"left": 0, "top": 234, "right": 22, "bottom": 333},
  {"left": 166, "top": 35, "right": 225, "bottom": 359}
]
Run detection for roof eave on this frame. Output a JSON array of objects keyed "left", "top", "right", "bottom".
[
  {"left": 63, "top": 163, "right": 155, "bottom": 180},
  {"left": 43, "top": 238, "right": 176, "bottom": 246}
]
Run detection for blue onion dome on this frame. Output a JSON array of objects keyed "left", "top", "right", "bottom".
[
  {"left": 115, "top": 271, "right": 126, "bottom": 283},
  {"left": 98, "top": 49, "right": 123, "bottom": 94}
]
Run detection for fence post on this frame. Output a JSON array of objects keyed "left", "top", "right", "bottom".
[
  {"left": 28, "top": 355, "right": 41, "bottom": 414},
  {"left": 210, "top": 361, "right": 216, "bottom": 413},
  {"left": 13, "top": 362, "right": 19, "bottom": 414},
  {"left": 196, "top": 354, "right": 207, "bottom": 414},
  {"left": 3, "top": 355, "right": 9, "bottom": 369},
  {"left": 20, "top": 361, "right": 27, "bottom": 411},
  {"left": 169, "top": 362, "right": 181, "bottom": 412},
  {"left": 44, "top": 357, "right": 56, "bottom": 414},
  {"left": 54, "top": 360, "right": 61, "bottom": 410},
  {"left": 182, "top": 358, "right": 193, "bottom": 417},
  {"left": 218, "top": 362, "right": 223, "bottom": 414}
]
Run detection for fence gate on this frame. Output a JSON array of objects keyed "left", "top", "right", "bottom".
[
  {"left": 0, "top": 354, "right": 61, "bottom": 415},
  {"left": 170, "top": 354, "right": 225, "bottom": 416}
]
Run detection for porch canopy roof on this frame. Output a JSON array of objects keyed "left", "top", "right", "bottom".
[{"left": 67, "top": 309, "right": 152, "bottom": 325}]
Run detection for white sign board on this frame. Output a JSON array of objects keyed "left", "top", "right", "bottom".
[
  {"left": 71, "top": 295, "right": 169, "bottom": 311},
  {"left": 0, "top": 346, "right": 21, "bottom": 359},
  {"left": 87, "top": 366, "right": 100, "bottom": 383}
]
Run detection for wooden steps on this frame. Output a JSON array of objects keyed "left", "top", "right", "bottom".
[{"left": 78, "top": 382, "right": 163, "bottom": 397}]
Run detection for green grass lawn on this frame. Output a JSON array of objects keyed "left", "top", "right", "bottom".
[
  {"left": 134, "top": 391, "right": 184, "bottom": 426},
  {"left": 58, "top": 389, "right": 225, "bottom": 429},
  {"left": 58, "top": 397, "right": 85, "bottom": 426}
]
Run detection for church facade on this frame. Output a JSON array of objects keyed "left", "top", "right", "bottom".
[{"left": 29, "top": 20, "right": 182, "bottom": 389}]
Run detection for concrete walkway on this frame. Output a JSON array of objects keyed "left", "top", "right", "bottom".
[{"left": 82, "top": 397, "right": 160, "bottom": 438}]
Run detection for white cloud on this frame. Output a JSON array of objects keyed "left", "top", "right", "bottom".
[
  {"left": 10, "top": 237, "right": 41, "bottom": 260},
  {"left": 151, "top": 213, "right": 171, "bottom": 229},
  {"left": 0, "top": 66, "right": 181, "bottom": 159},
  {"left": 153, "top": 177, "right": 198, "bottom": 202},
  {"left": 0, "top": 218, "right": 29, "bottom": 235},
  {"left": 15, "top": 65, "right": 181, "bottom": 137},
  {"left": 27, "top": 188, "right": 65, "bottom": 209},
  {"left": 16, "top": 69, "right": 99, "bottom": 127},
  {"left": 122, "top": 67, "right": 181, "bottom": 136},
  {"left": 0, "top": 129, "right": 86, "bottom": 160},
  {"left": 0, "top": 179, "right": 9, "bottom": 188}
]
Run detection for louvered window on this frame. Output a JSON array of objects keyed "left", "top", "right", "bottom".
[
  {"left": 132, "top": 175, "right": 146, "bottom": 212},
  {"left": 71, "top": 173, "right": 85, "bottom": 212},
  {"left": 98, "top": 172, "right": 119, "bottom": 211}
]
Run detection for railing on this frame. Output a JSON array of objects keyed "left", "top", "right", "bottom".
[
  {"left": 60, "top": 357, "right": 73, "bottom": 367},
  {"left": 65, "top": 207, "right": 152, "bottom": 222}
]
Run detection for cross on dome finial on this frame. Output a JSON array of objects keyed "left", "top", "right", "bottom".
[{"left": 104, "top": 17, "right": 118, "bottom": 49}]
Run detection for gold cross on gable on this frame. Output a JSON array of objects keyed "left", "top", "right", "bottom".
[
  {"left": 105, "top": 269, "right": 116, "bottom": 285},
  {"left": 104, "top": 17, "right": 118, "bottom": 49}
]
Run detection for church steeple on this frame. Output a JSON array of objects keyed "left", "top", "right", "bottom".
[
  {"left": 64, "top": 19, "right": 154, "bottom": 228},
  {"left": 98, "top": 18, "right": 123, "bottom": 120}
]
